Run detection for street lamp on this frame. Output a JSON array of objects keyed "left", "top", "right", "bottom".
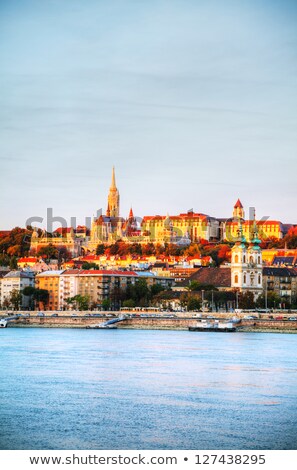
[
  {"left": 265, "top": 280, "right": 268, "bottom": 311},
  {"left": 236, "top": 290, "right": 239, "bottom": 310},
  {"left": 201, "top": 289, "right": 205, "bottom": 312}
]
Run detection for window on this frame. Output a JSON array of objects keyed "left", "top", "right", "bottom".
[
  {"left": 249, "top": 256, "right": 253, "bottom": 263},
  {"left": 243, "top": 274, "right": 246, "bottom": 283},
  {"left": 234, "top": 274, "right": 238, "bottom": 284},
  {"left": 234, "top": 254, "right": 239, "bottom": 263},
  {"left": 258, "top": 256, "right": 261, "bottom": 264},
  {"left": 258, "top": 274, "right": 261, "bottom": 284},
  {"left": 243, "top": 255, "right": 246, "bottom": 263}
]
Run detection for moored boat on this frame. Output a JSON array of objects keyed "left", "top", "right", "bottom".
[{"left": 189, "top": 319, "right": 237, "bottom": 332}]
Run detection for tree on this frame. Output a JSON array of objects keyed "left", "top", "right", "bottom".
[
  {"left": 9, "top": 257, "right": 18, "bottom": 269},
  {"left": 102, "top": 299, "right": 110, "bottom": 311},
  {"left": 68, "top": 295, "right": 90, "bottom": 311},
  {"left": 22, "top": 286, "right": 36, "bottom": 310},
  {"left": 9, "top": 289, "right": 22, "bottom": 310},
  {"left": 2, "top": 298, "right": 10, "bottom": 310},
  {"left": 238, "top": 291, "right": 255, "bottom": 309},
  {"left": 81, "top": 262, "right": 100, "bottom": 270},
  {"left": 96, "top": 244, "right": 105, "bottom": 255},
  {"left": 34, "top": 288, "right": 50, "bottom": 310},
  {"left": 37, "top": 244, "right": 59, "bottom": 259},
  {"left": 122, "top": 299, "right": 136, "bottom": 308},
  {"left": 150, "top": 284, "right": 165, "bottom": 297},
  {"left": 256, "top": 291, "right": 281, "bottom": 309},
  {"left": 188, "top": 281, "right": 201, "bottom": 291},
  {"left": 187, "top": 296, "right": 201, "bottom": 311}
]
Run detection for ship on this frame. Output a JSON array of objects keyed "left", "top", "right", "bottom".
[{"left": 188, "top": 319, "right": 237, "bottom": 332}]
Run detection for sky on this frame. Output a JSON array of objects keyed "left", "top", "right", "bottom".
[{"left": 0, "top": 0, "right": 296, "bottom": 230}]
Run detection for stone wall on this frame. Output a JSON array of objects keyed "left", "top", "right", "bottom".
[{"left": 8, "top": 315, "right": 297, "bottom": 331}]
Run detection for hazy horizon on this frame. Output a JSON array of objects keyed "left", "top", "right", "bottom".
[{"left": 1, "top": 0, "right": 296, "bottom": 230}]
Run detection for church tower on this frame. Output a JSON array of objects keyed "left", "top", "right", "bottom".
[
  {"left": 231, "top": 220, "right": 262, "bottom": 299},
  {"left": 107, "top": 166, "right": 120, "bottom": 218},
  {"left": 233, "top": 198, "right": 245, "bottom": 219}
]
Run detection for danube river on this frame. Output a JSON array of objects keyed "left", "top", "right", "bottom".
[{"left": 0, "top": 329, "right": 296, "bottom": 450}]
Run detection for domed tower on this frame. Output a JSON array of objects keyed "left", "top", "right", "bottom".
[
  {"left": 231, "top": 221, "right": 248, "bottom": 289},
  {"left": 107, "top": 166, "right": 120, "bottom": 218},
  {"left": 233, "top": 198, "right": 245, "bottom": 219},
  {"left": 231, "top": 220, "right": 263, "bottom": 298},
  {"left": 246, "top": 222, "right": 263, "bottom": 297}
]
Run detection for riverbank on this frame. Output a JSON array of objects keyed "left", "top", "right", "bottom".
[{"left": 4, "top": 314, "right": 297, "bottom": 333}]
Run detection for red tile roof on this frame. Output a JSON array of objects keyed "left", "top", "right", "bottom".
[
  {"left": 18, "top": 257, "right": 38, "bottom": 263},
  {"left": 189, "top": 267, "right": 231, "bottom": 288},
  {"left": 62, "top": 269, "right": 138, "bottom": 276},
  {"left": 54, "top": 227, "right": 73, "bottom": 234}
]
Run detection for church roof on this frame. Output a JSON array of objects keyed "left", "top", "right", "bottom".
[{"left": 186, "top": 267, "right": 231, "bottom": 288}]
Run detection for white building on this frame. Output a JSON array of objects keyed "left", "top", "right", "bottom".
[
  {"left": 231, "top": 224, "right": 263, "bottom": 299},
  {"left": 58, "top": 269, "right": 80, "bottom": 310},
  {"left": 1, "top": 271, "right": 35, "bottom": 309}
]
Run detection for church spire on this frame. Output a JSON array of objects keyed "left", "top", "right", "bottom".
[
  {"left": 107, "top": 166, "right": 120, "bottom": 218},
  {"left": 111, "top": 166, "right": 116, "bottom": 189},
  {"left": 128, "top": 207, "right": 134, "bottom": 219}
]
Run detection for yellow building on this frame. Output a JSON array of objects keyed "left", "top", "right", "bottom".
[
  {"left": 30, "top": 227, "right": 82, "bottom": 256},
  {"left": 35, "top": 270, "right": 64, "bottom": 310},
  {"left": 224, "top": 220, "right": 283, "bottom": 242},
  {"left": 141, "top": 212, "right": 219, "bottom": 243}
]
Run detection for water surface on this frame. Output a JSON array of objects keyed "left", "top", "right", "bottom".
[{"left": 0, "top": 329, "right": 296, "bottom": 449}]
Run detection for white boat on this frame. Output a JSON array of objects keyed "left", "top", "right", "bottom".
[{"left": 189, "top": 319, "right": 237, "bottom": 332}]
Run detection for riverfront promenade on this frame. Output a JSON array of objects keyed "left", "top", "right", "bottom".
[{"left": 1, "top": 311, "right": 297, "bottom": 332}]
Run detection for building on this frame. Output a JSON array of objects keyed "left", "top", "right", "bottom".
[
  {"left": 230, "top": 223, "right": 263, "bottom": 299},
  {"left": 1, "top": 270, "right": 34, "bottom": 309},
  {"left": 64, "top": 270, "right": 138, "bottom": 310},
  {"left": 88, "top": 167, "right": 128, "bottom": 250},
  {"left": 263, "top": 267, "right": 297, "bottom": 302},
  {"left": 35, "top": 270, "right": 64, "bottom": 310},
  {"left": 30, "top": 227, "right": 83, "bottom": 257},
  {"left": 185, "top": 267, "right": 232, "bottom": 291},
  {"left": 233, "top": 198, "right": 245, "bottom": 219},
  {"left": 221, "top": 199, "right": 284, "bottom": 242},
  {"left": 141, "top": 211, "right": 219, "bottom": 244}
]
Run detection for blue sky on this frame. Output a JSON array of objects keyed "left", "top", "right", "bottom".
[{"left": 0, "top": 0, "right": 296, "bottom": 229}]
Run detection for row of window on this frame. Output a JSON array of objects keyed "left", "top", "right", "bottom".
[
  {"left": 234, "top": 255, "right": 261, "bottom": 264},
  {"left": 234, "top": 274, "right": 261, "bottom": 284}
]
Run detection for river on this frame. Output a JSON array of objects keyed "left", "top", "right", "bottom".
[{"left": 0, "top": 329, "right": 296, "bottom": 449}]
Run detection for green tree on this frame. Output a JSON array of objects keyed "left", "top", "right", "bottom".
[
  {"left": 22, "top": 286, "right": 36, "bottom": 310},
  {"left": 102, "top": 299, "right": 111, "bottom": 311},
  {"left": 9, "top": 257, "right": 18, "bottom": 269},
  {"left": 187, "top": 296, "right": 201, "bottom": 311},
  {"left": 9, "top": 289, "right": 22, "bottom": 310},
  {"left": 81, "top": 262, "right": 100, "bottom": 269},
  {"left": 238, "top": 291, "right": 255, "bottom": 309},
  {"left": 256, "top": 291, "right": 281, "bottom": 309},
  {"left": 96, "top": 244, "right": 105, "bottom": 255},
  {"left": 188, "top": 281, "right": 201, "bottom": 291},
  {"left": 34, "top": 288, "right": 50, "bottom": 309},
  {"left": 150, "top": 284, "right": 165, "bottom": 297},
  {"left": 37, "top": 243, "right": 59, "bottom": 259},
  {"left": 122, "top": 299, "right": 136, "bottom": 308},
  {"left": 69, "top": 295, "right": 90, "bottom": 311}
]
